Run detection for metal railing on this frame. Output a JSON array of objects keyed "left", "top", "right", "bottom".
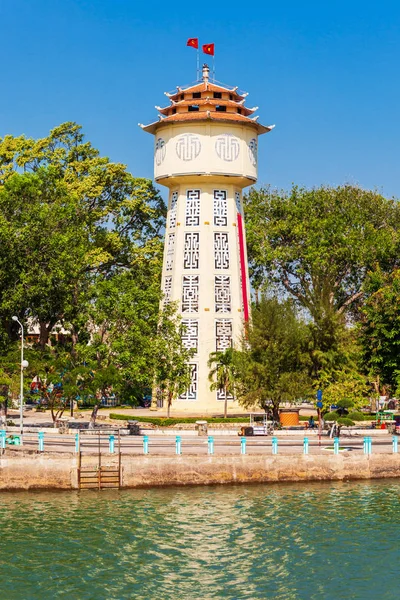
[{"left": 1, "top": 429, "right": 399, "bottom": 457}]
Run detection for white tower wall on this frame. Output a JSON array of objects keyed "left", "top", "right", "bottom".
[
  {"left": 141, "top": 70, "right": 273, "bottom": 414},
  {"left": 161, "top": 180, "right": 250, "bottom": 412},
  {"left": 154, "top": 123, "right": 258, "bottom": 185}
]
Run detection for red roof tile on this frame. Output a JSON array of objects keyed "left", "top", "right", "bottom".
[{"left": 141, "top": 110, "right": 273, "bottom": 135}]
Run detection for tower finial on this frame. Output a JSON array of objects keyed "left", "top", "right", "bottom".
[{"left": 202, "top": 64, "right": 210, "bottom": 82}]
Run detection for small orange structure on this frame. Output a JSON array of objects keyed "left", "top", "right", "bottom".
[{"left": 279, "top": 408, "right": 300, "bottom": 427}]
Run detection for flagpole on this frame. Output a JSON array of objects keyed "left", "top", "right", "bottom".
[
  {"left": 212, "top": 55, "right": 215, "bottom": 81},
  {"left": 197, "top": 48, "right": 199, "bottom": 80}
]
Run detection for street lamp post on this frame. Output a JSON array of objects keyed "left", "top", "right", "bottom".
[{"left": 12, "top": 316, "right": 29, "bottom": 437}]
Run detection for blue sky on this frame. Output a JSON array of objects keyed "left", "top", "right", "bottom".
[{"left": 1, "top": 0, "right": 400, "bottom": 198}]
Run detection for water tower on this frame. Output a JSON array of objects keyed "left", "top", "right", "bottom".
[{"left": 140, "top": 64, "right": 274, "bottom": 413}]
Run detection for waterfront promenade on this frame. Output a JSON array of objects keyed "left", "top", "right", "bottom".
[
  {"left": 2, "top": 407, "right": 399, "bottom": 491},
  {"left": 0, "top": 429, "right": 394, "bottom": 455}
]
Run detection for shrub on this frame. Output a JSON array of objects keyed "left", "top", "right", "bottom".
[
  {"left": 324, "top": 411, "right": 339, "bottom": 421},
  {"left": 337, "top": 417, "right": 355, "bottom": 426},
  {"left": 109, "top": 413, "right": 248, "bottom": 426},
  {"left": 347, "top": 411, "right": 365, "bottom": 421},
  {"left": 336, "top": 399, "right": 354, "bottom": 410}
]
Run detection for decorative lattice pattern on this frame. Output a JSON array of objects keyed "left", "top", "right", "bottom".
[
  {"left": 217, "top": 388, "right": 234, "bottom": 401},
  {"left": 176, "top": 134, "right": 201, "bottom": 161},
  {"left": 155, "top": 138, "right": 166, "bottom": 166},
  {"left": 179, "top": 363, "right": 198, "bottom": 400},
  {"left": 235, "top": 191, "right": 241, "bottom": 214},
  {"left": 214, "top": 232, "right": 229, "bottom": 269},
  {"left": 215, "top": 134, "right": 240, "bottom": 161},
  {"left": 215, "top": 275, "right": 231, "bottom": 313},
  {"left": 182, "top": 276, "right": 199, "bottom": 312},
  {"left": 169, "top": 191, "right": 178, "bottom": 229},
  {"left": 166, "top": 233, "right": 175, "bottom": 271},
  {"left": 213, "top": 190, "right": 228, "bottom": 226},
  {"left": 181, "top": 319, "right": 198, "bottom": 353},
  {"left": 163, "top": 276, "right": 172, "bottom": 304},
  {"left": 184, "top": 232, "right": 200, "bottom": 269},
  {"left": 185, "top": 190, "right": 200, "bottom": 226},
  {"left": 215, "top": 319, "right": 233, "bottom": 351},
  {"left": 248, "top": 138, "right": 257, "bottom": 167}
]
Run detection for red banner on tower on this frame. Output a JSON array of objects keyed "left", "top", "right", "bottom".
[
  {"left": 187, "top": 38, "right": 199, "bottom": 49},
  {"left": 202, "top": 43, "right": 215, "bottom": 56}
]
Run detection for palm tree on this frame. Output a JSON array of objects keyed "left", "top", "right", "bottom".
[{"left": 208, "top": 348, "right": 236, "bottom": 418}]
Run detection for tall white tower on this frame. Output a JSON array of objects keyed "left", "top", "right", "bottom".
[{"left": 140, "top": 65, "right": 274, "bottom": 413}]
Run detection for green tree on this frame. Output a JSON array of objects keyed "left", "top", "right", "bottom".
[
  {"left": 0, "top": 122, "right": 165, "bottom": 352},
  {"left": 81, "top": 264, "right": 164, "bottom": 404},
  {"left": 208, "top": 348, "right": 236, "bottom": 419},
  {"left": 244, "top": 184, "right": 399, "bottom": 376},
  {"left": 153, "top": 306, "right": 195, "bottom": 418},
  {"left": 359, "top": 267, "right": 400, "bottom": 395},
  {"left": 234, "top": 297, "right": 312, "bottom": 421},
  {"left": 0, "top": 369, "right": 11, "bottom": 426}
]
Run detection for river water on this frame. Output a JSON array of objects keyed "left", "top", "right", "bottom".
[{"left": 1, "top": 480, "right": 399, "bottom": 599}]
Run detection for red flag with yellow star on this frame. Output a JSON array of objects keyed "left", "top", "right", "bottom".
[
  {"left": 202, "top": 43, "right": 214, "bottom": 56},
  {"left": 187, "top": 38, "right": 198, "bottom": 49}
]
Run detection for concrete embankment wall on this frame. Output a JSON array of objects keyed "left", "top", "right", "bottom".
[
  {"left": 0, "top": 451, "right": 78, "bottom": 490},
  {"left": 1, "top": 451, "right": 400, "bottom": 490}
]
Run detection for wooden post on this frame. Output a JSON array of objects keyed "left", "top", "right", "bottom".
[
  {"left": 98, "top": 432, "right": 101, "bottom": 489},
  {"left": 118, "top": 429, "right": 122, "bottom": 488},
  {"left": 77, "top": 450, "right": 81, "bottom": 489}
]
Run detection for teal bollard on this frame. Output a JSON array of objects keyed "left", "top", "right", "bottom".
[
  {"left": 176, "top": 435, "right": 182, "bottom": 455},
  {"left": 272, "top": 437, "right": 278, "bottom": 455},
  {"left": 364, "top": 436, "right": 372, "bottom": 455},
  {"left": 393, "top": 436, "right": 398, "bottom": 453},
  {"left": 109, "top": 434, "right": 115, "bottom": 454},
  {"left": 38, "top": 431, "right": 44, "bottom": 452},
  {"left": 303, "top": 437, "right": 309, "bottom": 455},
  {"left": 0, "top": 430, "right": 5, "bottom": 450},
  {"left": 208, "top": 435, "right": 214, "bottom": 455},
  {"left": 75, "top": 432, "right": 80, "bottom": 453},
  {"left": 143, "top": 435, "right": 149, "bottom": 454},
  {"left": 241, "top": 436, "right": 246, "bottom": 455},
  {"left": 334, "top": 437, "right": 339, "bottom": 455}
]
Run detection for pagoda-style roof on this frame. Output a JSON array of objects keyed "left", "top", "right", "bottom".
[
  {"left": 140, "top": 65, "right": 275, "bottom": 136},
  {"left": 166, "top": 81, "right": 246, "bottom": 103}
]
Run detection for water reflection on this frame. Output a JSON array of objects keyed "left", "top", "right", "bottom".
[{"left": 0, "top": 480, "right": 399, "bottom": 599}]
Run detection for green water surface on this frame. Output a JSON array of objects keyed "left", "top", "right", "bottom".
[{"left": 0, "top": 480, "right": 399, "bottom": 599}]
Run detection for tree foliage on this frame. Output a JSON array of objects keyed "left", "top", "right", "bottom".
[
  {"left": 208, "top": 348, "right": 236, "bottom": 418},
  {"left": 234, "top": 297, "right": 312, "bottom": 420},
  {"left": 0, "top": 122, "right": 174, "bottom": 406},
  {"left": 359, "top": 268, "right": 400, "bottom": 395},
  {"left": 0, "top": 122, "right": 165, "bottom": 352},
  {"left": 244, "top": 184, "right": 400, "bottom": 376},
  {"left": 153, "top": 305, "right": 196, "bottom": 417}
]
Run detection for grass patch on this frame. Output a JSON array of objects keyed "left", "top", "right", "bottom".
[{"left": 109, "top": 413, "right": 248, "bottom": 426}]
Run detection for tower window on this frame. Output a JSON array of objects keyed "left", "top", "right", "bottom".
[
  {"left": 229, "top": 94, "right": 233, "bottom": 100},
  {"left": 213, "top": 92, "right": 222, "bottom": 99},
  {"left": 192, "top": 92, "right": 201, "bottom": 99},
  {"left": 237, "top": 108, "right": 242, "bottom": 114},
  {"left": 172, "top": 108, "right": 176, "bottom": 114},
  {"left": 216, "top": 105, "right": 226, "bottom": 112},
  {"left": 181, "top": 94, "right": 184, "bottom": 100},
  {"left": 188, "top": 105, "right": 199, "bottom": 112}
]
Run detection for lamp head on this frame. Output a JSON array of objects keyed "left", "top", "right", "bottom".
[
  {"left": 12, "top": 316, "right": 18, "bottom": 322},
  {"left": 21, "top": 360, "right": 29, "bottom": 369}
]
